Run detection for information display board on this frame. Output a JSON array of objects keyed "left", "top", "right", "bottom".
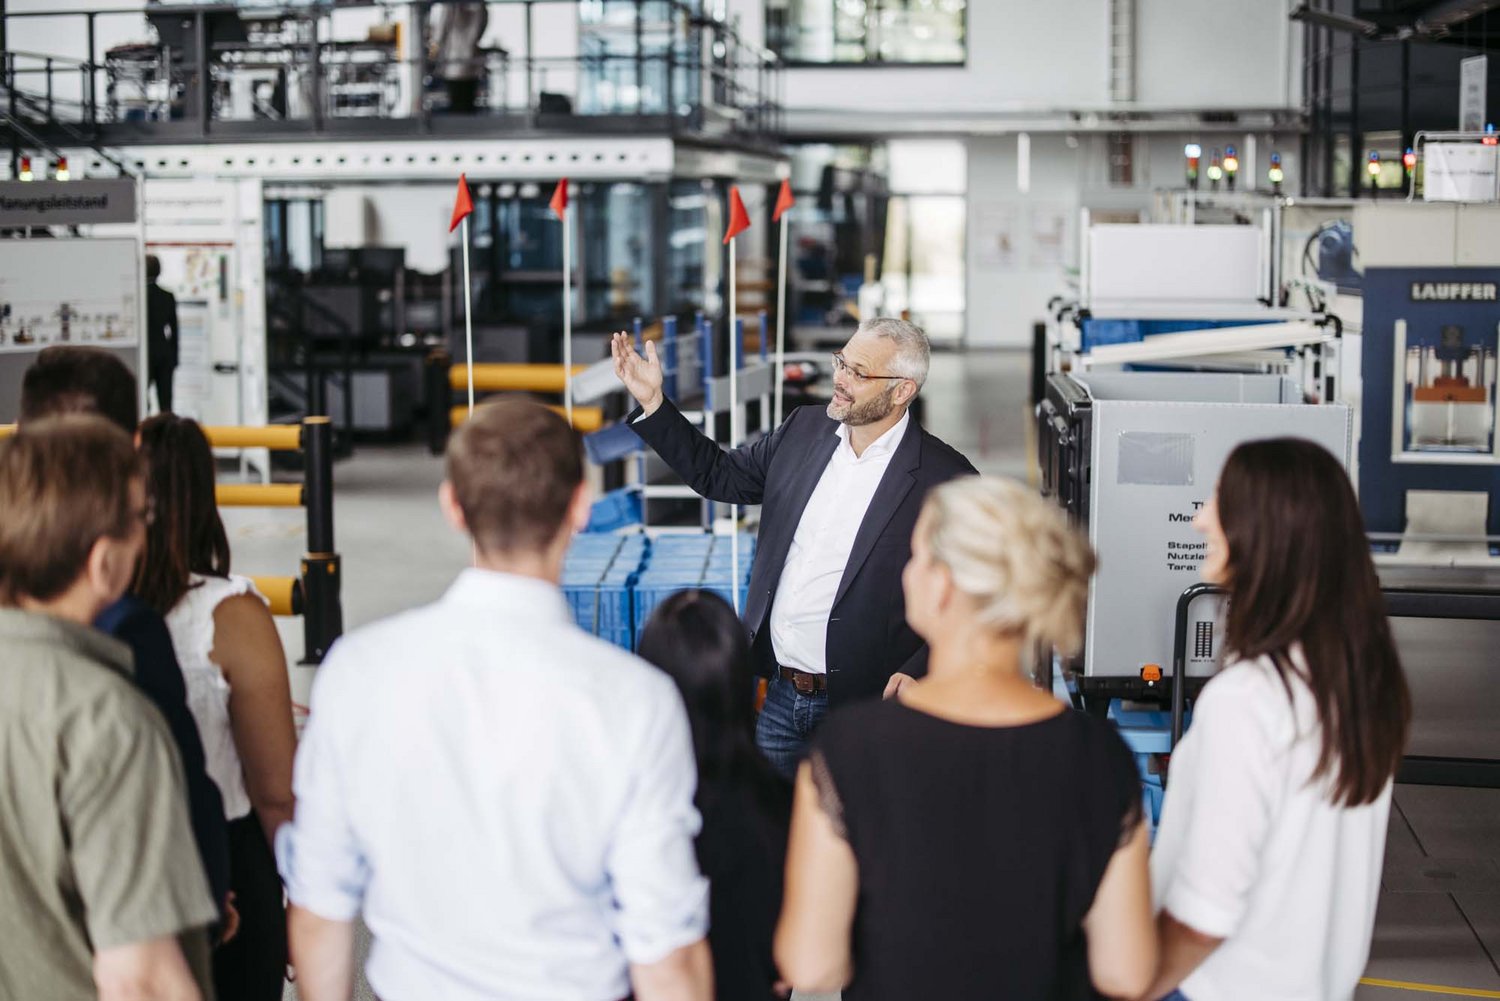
[{"left": 0, "top": 238, "right": 140, "bottom": 353}]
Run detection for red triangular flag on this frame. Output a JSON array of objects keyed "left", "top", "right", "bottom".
[
  {"left": 448, "top": 174, "right": 473, "bottom": 233},
  {"left": 723, "top": 186, "right": 751, "bottom": 245},
  {"left": 549, "top": 178, "right": 568, "bottom": 221},
  {"left": 773, "top": 179, "right": 795, "bottom": 222}
]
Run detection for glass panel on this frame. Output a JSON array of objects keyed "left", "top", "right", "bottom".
[
  {"left": 887, "top": 139, "right": 965, "bottom": 194},
  {"left": 582, "top": 182, "right": 656, "bottom": 322},
  {"left": 667, "top": 180, "right": 712, "bottom": 316},
  {"left": 883, "top": 194, "right": 964, "bottom": 342},
  {"left": 768, "top": 0, "right": 966, "bottom": 65}
]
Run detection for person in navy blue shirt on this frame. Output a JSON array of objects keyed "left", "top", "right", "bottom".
[{"left": 19, "top": 346, "right": 231, "bottom": 926}]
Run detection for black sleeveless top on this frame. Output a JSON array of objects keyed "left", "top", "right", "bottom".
[{"left": 810, "top": 699, "right": 1142, "bottom": 1001}]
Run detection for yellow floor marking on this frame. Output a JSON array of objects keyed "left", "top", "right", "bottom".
[{"left": 1360, "top": 977, "right": 1500, "bottom": 997}]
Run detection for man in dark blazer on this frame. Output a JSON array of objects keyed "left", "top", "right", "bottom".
[{"left": 612, "top": 318, "right": 975, "bottom": 777}]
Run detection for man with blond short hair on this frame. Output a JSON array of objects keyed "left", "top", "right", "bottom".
[{"left": 280, "top": 400, "right": 712, "bottom": 1001}]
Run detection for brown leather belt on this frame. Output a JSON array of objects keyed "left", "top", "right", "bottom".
[{"left": 778, "top": 665, "right": 828, "bottom": 695}]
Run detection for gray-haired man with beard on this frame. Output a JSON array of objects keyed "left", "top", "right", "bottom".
[{"left": 612, "top": 317, "right": 975, "bottom": 776}]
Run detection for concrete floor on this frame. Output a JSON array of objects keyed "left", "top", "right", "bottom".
[{"left": 221, "top": 349, "right": 1500, "bottom": 1000}]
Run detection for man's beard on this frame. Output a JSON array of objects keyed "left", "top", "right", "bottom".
[{"left": 827, "top": 384, "right": 899, "bottom": 426}]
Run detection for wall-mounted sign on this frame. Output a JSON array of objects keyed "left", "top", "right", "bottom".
[{"left": 0, "top": 179, "right": 137, "bottom": 226}]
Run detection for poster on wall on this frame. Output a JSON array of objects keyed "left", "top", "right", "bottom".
[
  {"left": 975, "top": 202, "right": 1019, "bottom": 270},
  {"left": 0, "top": 239, "right": 140, "bottom": 354},
  {"left": 171, "top": 302, "right": 212, "bottom": 423},
  {"left": 1028, "top": 204, "right": 1069, "bottom": 270}
]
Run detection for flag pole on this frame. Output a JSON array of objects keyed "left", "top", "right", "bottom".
[
  {"left": 462, "top": 215, "right": 475, "bottom": 415},
  {"left": 774, "top": 208, "right": 789, "bottom": 427},
  {"left": 563, "top": 200, "right": 573, "bottom": 425},
  {"left": 729, "top": 232, "right": 740, "bottom": 614}
]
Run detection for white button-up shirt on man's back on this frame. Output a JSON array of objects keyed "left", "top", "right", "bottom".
[
  {"left": 769, "top": 410, "right": 910, "bottom": 675},
  {"left": 277, "top": 569, "right": 707, "bottom": 1001}
]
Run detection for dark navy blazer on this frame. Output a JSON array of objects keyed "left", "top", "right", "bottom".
[{"left": 629, "top": 399, "right": 976, "bottom": 706}]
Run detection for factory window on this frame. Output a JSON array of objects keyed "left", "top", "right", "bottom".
[
  {"left": 883, "top": 140, "right": 965, "bottom": 343},
  {"left": 766, "top": 0, "right": 967, "bottom": 65}
]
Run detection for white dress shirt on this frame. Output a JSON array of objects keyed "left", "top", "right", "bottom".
[
  {"left": 769, "top": 410, "right": 910, "bottom": 674},
  {"left": 277, "top": 569, "right": 708, "bottom": 1001},
  {"left": 1151, "top": 650, "right": 1391, "bottom": 1001}
]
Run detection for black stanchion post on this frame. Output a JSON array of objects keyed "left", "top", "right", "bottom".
[
  {"left": 300, "top": 416, "right": 342, "bottom": 665},
  {"left": 426, "top": 349, "right": 453, "bottom": 455},
  {"left": 1030, "top": 321, "right": 1047, "bottom": 408}
]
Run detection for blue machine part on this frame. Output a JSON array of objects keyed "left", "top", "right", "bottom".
[
  {"left": 1080, "top": 318, "right": 1274, "bottom": 354},
  {"left": 1360, "top": 267, "right": 1500, "bottom": 539},
  {"left": 1312, "top": 220, "right": 1362, "bottom": 292}
]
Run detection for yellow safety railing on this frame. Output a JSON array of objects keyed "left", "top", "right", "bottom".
[
  {"left": 449, "top": 363, "right": 586, "bottom": 395},
  {"left": 216, "top": 483, "right": 305, "bottom": 508},
  {"left": 249, "top": 575, "right": 303, "bottom": 617},
  {"left": 449, "top": 403, "right": 604, "bottom": 433},
  {"left": 203, "top": 425, "right": 304, "bottom": 451}
]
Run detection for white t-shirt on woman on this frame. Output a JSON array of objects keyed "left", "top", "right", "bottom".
[
  {"left": 164, "top": 573, "right": 266, "bottom": 821},
  {"left": 1151, "top": 649, "right": 1392, "bottom": 1001}
]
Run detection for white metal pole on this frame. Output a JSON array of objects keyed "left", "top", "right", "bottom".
[
  {"left": 563, "top": 204, "right": 574, "bottom": 425},
  {"left": 729, "top": 235, "right": 740, "bottom": 614},
  {"left": 462, "top": 215, "right": 475, "bottom": 415},
  {"left": 774, "top": 212, "right": 789, "bottom": 426}
]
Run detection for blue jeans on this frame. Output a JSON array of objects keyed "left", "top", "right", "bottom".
[
  {"left": 755, "top": 676, "right": 829, "bottom": 780},
  {"left": 1160, "top": 992, "right": 1190, "bottom": 1001}
]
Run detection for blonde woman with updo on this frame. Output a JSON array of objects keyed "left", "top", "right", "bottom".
[{"left": 775, "top": 476, "right": 1156, "bottom": 1000}]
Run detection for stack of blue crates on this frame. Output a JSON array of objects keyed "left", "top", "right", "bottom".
[
  {"left": 633, "top": 534, "right": 756, "bottom": 641},
  {"left": 562, "top": 534, "right": 650, "bottom": 651},
  {"left": 1110, "top": 702, "right": 1173, "bottom": 837},
  {"left": 562, "top": 532, "right": 757, "bottom": 653}
]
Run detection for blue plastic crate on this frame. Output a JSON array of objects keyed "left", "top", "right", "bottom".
[
  {"left": 568, "top": 535, "right": 625, "bottom": 559},
  {"left": 633, "top": 583, "right": 688, "bottom": 636},
  {"left": 585, "top": 488, "right": 644, "bottom": 533}
]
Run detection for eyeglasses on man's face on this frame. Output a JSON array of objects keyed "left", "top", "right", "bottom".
[{"left": 831, "top": 352, "right": 907, "bottom": 386}]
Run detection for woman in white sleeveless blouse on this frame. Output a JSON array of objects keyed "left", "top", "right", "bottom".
[{"left": 136, "top": 415, "right": 296, "bottom": 1001}]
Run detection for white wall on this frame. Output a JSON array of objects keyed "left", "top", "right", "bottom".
[
  {"left": 1136, "top": 0, "right": 1302, "bottom": 109},
  {"left": 321, "top": 185, "right": 457, "bottom": 273},
  {"left": 774, "top": 0, "right": 1110, "bottom": 114},
  {"left": 730, "top": 0, "right": 1299, "bottom": 118},
  {"left": 967, "top": 134, "right": 1082, "bottom": 348}
]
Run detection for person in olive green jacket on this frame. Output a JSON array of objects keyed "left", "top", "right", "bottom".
[{"left": 0, "top": 417, "right": 218, "bottom": 1001}]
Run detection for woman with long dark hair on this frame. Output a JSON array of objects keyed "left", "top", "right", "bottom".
[
  {"left": 1146, "top": 438, "right": 1411, "bottom": 1001},
  {"left": 135, "top": 414, "right": 296, "bottom": 1001},
  {"left": 637, "top": 589, "right": 791, "bottom": 1001}
]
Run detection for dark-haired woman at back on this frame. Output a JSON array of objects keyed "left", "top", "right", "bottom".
[
  {"left": 638, "top": 589, "right": 791, "bottom": 1001},
  {"left": 136, "top": 414, "right": 296, "bottom": 1001},
  {"left": 1146, "top": 438, "right": 1411, "bottom": 1001}
]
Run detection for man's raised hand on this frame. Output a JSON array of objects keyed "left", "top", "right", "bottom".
[{"left": 610, "top": 331, "right": 665, "bottom": 416}]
